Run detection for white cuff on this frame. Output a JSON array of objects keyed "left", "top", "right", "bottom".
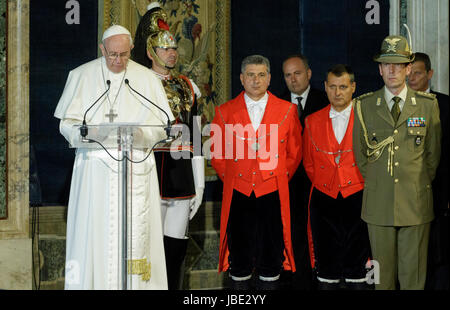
[
  {"left": 191, "top": 156, "right": 205, "bottom": 189},
  {"left": 60, "top": 119, "right": 82, "bottom": 147}
]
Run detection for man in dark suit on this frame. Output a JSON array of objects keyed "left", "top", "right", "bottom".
[
  {"left": 279, "top": 54, "right": 329, "bottom": 290},
  {"left": 281, "top": 54, "right": 329, "bottom": 129},
  {"left": 408, "top": 52, "right": 449, "bottom": 290}
]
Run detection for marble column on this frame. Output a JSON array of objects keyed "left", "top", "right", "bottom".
[
  {"left": 390, "top": 0, "right": 449, "bottom": 95},
  {"left": 407, "top": 0, "right": 449, "bottom": 95},
  {"left": 0, "top": 0, "right": 32, "bottom": 290}
]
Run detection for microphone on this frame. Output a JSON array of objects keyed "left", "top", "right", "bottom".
[
  {"left": 124, "top": 79, "right": 172, "bottom": 140},
  {"left": 80, "top": 80, "right": 111, "bottom": 137}
]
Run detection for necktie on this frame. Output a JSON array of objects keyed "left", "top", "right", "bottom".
[
  {"left": 391, "top": 96, "right": 401, "bottom": 123},
  {"left": 296, "top": 97, "right": 303, "bottom": 119}
]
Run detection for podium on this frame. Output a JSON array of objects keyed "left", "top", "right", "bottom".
[{"left": 71, "top": 123, "right": 167, "bottom": 290}]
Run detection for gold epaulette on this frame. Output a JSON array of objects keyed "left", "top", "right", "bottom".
[
  {"left": 355, "top": 92, "right": 374, "bottom": 101},
  {"left": 415, "top": 91, "right": 436, "bottom": 99}
]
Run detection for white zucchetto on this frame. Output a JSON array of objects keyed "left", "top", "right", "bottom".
[{"left": 102, "top": 25, "right": 132, "bottom": 43}]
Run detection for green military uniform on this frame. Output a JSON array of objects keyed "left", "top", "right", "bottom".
[{"left": 353, "top": 35, "right": 442, "bottom": 290}]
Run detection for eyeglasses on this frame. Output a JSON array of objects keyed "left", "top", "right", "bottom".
[{"left": 104, "top": 47, "right": 130, "bottom": 61}]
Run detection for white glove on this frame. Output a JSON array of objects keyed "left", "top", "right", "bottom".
[
  {"left": 189, "top": 187, "right": 204, "bottom": 220},
  {"left": 189, "top": 156, "right": 205, "bottom": 220}
]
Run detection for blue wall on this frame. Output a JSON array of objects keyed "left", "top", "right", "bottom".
[
  {"left": 30, "top": 0, "right": 98, "bottom": 205},
  {"left": 301, "top": 0, "right": 390, "bottom": 95}
]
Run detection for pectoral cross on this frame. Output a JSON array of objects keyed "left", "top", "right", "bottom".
[{"left": 105, "top": 109, "right": 118, "bottom": 123}]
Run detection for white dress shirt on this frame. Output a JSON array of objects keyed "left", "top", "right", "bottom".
[
  {"left": 290, "top": 85, "right": 311, "bottom": 110},
  {"left": 245, "top": 92, "right": 269, "bottom": 131},
  {"left": 329, "top": 103, "right": 352, "bottom": 144}
]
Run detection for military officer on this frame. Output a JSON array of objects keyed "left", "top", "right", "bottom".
[{"left": 353, "top": 35, "right": 441, "bottom": 290}]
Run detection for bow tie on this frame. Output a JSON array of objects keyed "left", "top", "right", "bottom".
[
  {"left": 247, "top": 101, "right": 264, "bottom": 113},
  {"left": 329, "top": 109, "right": 348, "bottom": 119}
]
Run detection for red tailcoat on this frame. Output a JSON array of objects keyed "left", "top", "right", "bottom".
[
  {"left": 211, "top": 91, "right": 302, "bottom": 273},
  {"left": 302, "top": 104, "right": 364, "bottom": 268}
]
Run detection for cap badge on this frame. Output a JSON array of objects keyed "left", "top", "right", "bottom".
[{"left": 385, "top": 38, "right": 401, "bottom": 52}]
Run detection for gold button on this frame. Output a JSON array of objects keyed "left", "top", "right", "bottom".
[
  {"left": 394, "top": 129, "right": 398, "bottom": 134},
  {"left": 348, "top": 181, "right": 352, "bottom": 184},
  {"left": 394, "top": 162, "right": 399, "bottom": 167},
  {"left": 395, "top": 146, "right": 399, "bottom": 150},
  {"left": 234, "top": 159, "right": 238, "bottom": 162},
  {"left": 270, "top": 171, "right": 273, "bottom": 175},
  {"left": 417, "top": 131, "right": 420, "bottom": 134},
  {"left": 252, "top": 183, "right": 255, "bottom": 187},
  {"left": 275, "top": 154, "right": 279, "bottom": 158},
  {"left": 409, "top": 130, "right": 413, "bottom": 134},
  {"left": 281, "top": 139, "right": 285, "bottom": 143},
  {"left": 324, "top": 184, "right": 327, "bottom": 187},
  {"left": 252, "top": 171, "right": 256, "bottom": 175},
  {"left": 394, "top": 179, "right": 399, "bottom": 183},
  {"left": 239, "top": 173, "right": 242, "bottom": 177}
]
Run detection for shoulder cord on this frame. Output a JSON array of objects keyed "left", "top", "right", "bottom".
[{"left": 355, "top": 100, "right": 395, "bottom": 176}]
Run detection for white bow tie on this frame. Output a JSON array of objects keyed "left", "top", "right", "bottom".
[
  {"left": 247, "top": 102, "right": 263, "bottom": 114},
  {"left": 329, "top": 109, "right": 348, "bottom": 120}
]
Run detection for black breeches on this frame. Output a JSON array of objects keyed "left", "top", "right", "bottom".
[
  {"left": 226, "top": 190, "right": 285, "bottom": 278},
  {"left": 309, "top": 188, "right": 371, "bottom": 280}
]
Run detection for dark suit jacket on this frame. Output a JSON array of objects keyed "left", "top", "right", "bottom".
[
  {"left": 280, "top": 87, "right": 329, "bottom": 129},
  {"left": 279, "top": 87, "right": 328, "bottom": 289},
  {"left": 426, "top": 90, "right": 449, "bottom": 290},
  {"left": 430, "top": 90, "right": 449, "bottom": 213}
]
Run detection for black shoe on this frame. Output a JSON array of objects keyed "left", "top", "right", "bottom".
[
  {"left": 230, "top": 278, "right": 252, "bottom": 290},
  {"left": 345, "top": 281, "right": 374, "bottom": 290},
  {"left": 317, "top": 281, "right": 340, "bottom": 290},
  {"left": 255, "top": 278, "right": 280, "bottom": 290}
]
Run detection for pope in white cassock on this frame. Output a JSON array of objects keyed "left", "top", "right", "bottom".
[{"left": 54, "top": 25, "right": 174, "bottom": 290}]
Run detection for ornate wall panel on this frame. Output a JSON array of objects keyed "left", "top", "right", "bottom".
[
  {"left": 0, "top": 0, "right": 29, "bottom": 239},
  {"left": 102, "top": 0, "right": 231, "bottom": 178},
  {"left": 0, "top": 0, "right": 7, "bottom": 219}
]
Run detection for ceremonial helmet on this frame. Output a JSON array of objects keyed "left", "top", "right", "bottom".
[
  {"left": 147, "top": 30, "right": 178, "bottom": 69},
  {"left": 145, "top": 2, "right": 169, "bottom": 34},
  {"left": 131, "top": 1, "right": 170, "bottom": 68},
  {"left": 373, "top": 35, "right": 415, "bottom": 63}
]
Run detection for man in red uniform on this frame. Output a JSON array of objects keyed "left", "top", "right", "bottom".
[
  {"left": 303, "top": 64, "right": 371, "bottom": 290},
  {"left": 210, "top": 55, "right": 302, "bottom": 289}
]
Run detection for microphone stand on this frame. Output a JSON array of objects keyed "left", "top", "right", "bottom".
[{"left": 80, "top": 80, "right": 111, "bottom": 139}]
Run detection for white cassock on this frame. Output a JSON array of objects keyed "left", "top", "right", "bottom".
[{"left": 54, "top": 57, "right": 174, "bottom": 290}]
